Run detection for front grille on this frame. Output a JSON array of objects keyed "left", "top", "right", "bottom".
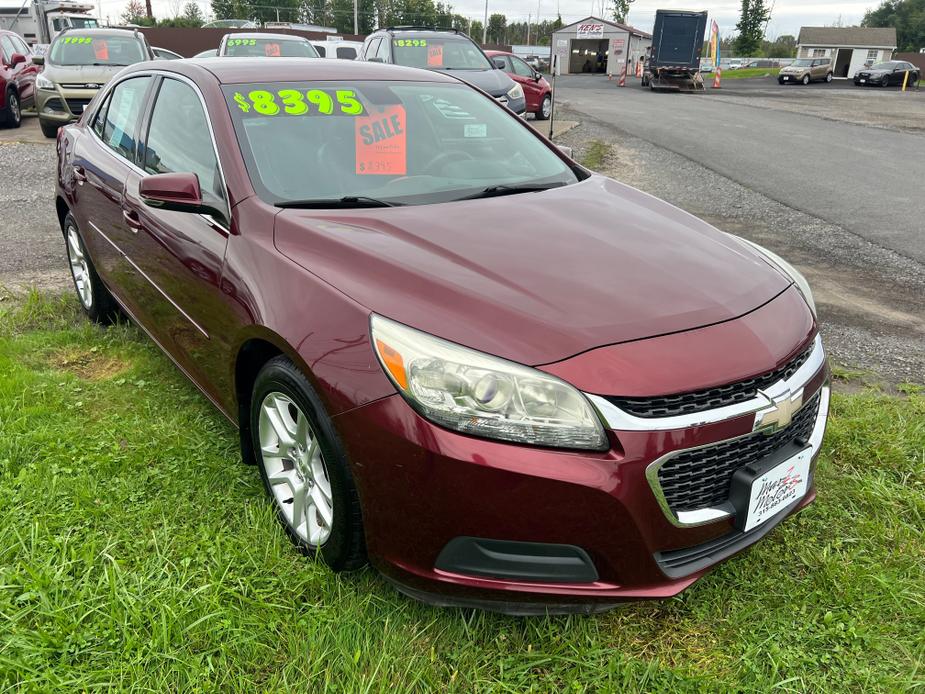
[
  {"left": 65, "top": 98, "right": 92, "bottom": 115},
  {"left": 606, "top": 341, "right": 814, "bottom": 418},
  {"left": 657, "top": 391, "right": 821, "bottom": 514}
]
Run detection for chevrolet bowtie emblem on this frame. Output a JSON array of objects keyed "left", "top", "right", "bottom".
[{"left": 753, "top": 387, "right": 803, "bottom": 433}]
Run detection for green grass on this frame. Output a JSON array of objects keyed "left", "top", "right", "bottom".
[
  {"left": 1, "top": 292, "right": 923, "bottom": 691},
  {"left": 580, "top": 140, "right": 612, "bottom": 170},
  {"left": 719, "top": 67, "right": 779, "bottom": 80}
]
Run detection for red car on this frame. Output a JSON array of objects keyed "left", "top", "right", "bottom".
[
  {"left": 56, "top": 59, "right": 828, "bottom": 614},
  {"left": 0, "top": 29, "right": 38, "bottom": 128},
  {"left": 485, "top": 50, "right": 552, "bottom": 120}
]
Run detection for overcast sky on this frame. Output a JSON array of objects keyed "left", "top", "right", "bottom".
[{"left": 89, "top": 0, "right": 873, "bottom": 40}]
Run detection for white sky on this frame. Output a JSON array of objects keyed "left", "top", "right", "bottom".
[{"left": 89, "top": 0, "right": 873, "bottom": 40}]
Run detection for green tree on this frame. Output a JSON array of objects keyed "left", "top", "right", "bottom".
[
  {"left": 611, "top": 0, "right": 633, "bottom": 24},
  {"left": 181, "top": 1, "right": 205, "bottom": 25},
  {"left": 734, "top": 0, "right": 771, "bottom": 56},
  {"left": 863, "top": 0, "right": 925, "bottom": 51},
  {"left": 487, "top": 13, "right": 506, "bottom": 43},
  {"left": 470, "top": 19, "right": 483, "bottom": 40}
]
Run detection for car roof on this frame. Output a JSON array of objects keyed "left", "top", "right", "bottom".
[
  {"left": 124, "top": 57, "right": 460, "bottom": 85},
  {"left": 222, "top": 32, "right": 311, "bottom": 41},
  {"left": 57, "top": 28, "right": 144, "bottom": 38}
]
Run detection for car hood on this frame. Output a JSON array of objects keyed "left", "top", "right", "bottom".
[
  {"left": 436, "top": 67, "right": 515, "bottom": 97},
  {"left": 43, "top": 63, "right": 125, "bottom": 84},
  {"left": 274, "top": 176, "right": 792, "bottom": 366}
]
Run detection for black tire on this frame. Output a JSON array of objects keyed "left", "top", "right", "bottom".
[
  {"left": 250, "top": 355, "right": 366, "bottom": 572},
  {"left": 536, "top": 93, "right": 551, "bottom": 120},
  {"left": 802, "top": 75, "right": 810, "bottom": 85},
  {"left": 63, "top": 212, "right": 120, "bottom": 324},
  {"left": 881, "top": 75, "right": 890, "bottom": 87},
  {"left": 39, "top": 118, "right": 60, "bottom": 138},
  {"left": 825, "top": 72, "right": 833, "bottom": 83},
  {"left": 1, "top": 89, "right": 21, "bottom": 128}
]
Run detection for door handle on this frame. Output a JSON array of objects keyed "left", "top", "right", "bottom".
[
  {"left": 122, "top": 208, "right": 143, "bottom": 232},
  {"left": 73, "top": 166, "right": 87, "bottom": 184}
]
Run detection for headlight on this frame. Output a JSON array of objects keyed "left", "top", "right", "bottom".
[
  {"left": 735, "top": 237, "right": 816, "bottom": 317},
  {"left": 507, "top": 83, "right": 524, "bottom": 101},
  {"left": 370, "top": 315, "right": 608, "bottom": 450},
  {"left": 36, "top": 73, "right": 55, "bottom": 90}
]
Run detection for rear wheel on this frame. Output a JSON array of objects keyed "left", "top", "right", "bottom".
[
  {"left": 537, "top": 93, "right": 551, "bottom": 120},
  {"left": 251, "top": 356, "right": 366, "bottom": 571},
  {"left": 40, "top": 118, "right": 60, "bottom": 138},
  {"left": 1, "top": 89, "right": 21, "bottom": 128},
  {"left": 825, "top": 72, "right": 833, "bottom": 82},
  {"left": 64, "top": 213, "right": 119, "bottom": 324}
]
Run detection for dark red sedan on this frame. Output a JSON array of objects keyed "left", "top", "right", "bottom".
[
  {"left": 55, "top": 58, "right": 828, "bottom": 614},
  {"left": 486, "top": 50, "right": 552, "bottom": 120},
  {"left": 0, "top": 29, "right": 38, "bottom": 128}
]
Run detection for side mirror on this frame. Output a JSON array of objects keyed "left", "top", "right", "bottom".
[
  {"left": 32, "top": 54, "right": 45, "bottom": 66},
  {"left": 11, "top": 53, "right": 26, "bottom": 67},
  {"left": 534, "top": 71, "right": 542, "bottom": 81},
  {"left": 140, "top": 172, "right": 212, "bottom": 215}
]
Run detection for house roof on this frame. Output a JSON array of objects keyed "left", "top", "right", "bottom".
[
  {"left": 554, "top": 16, "right": 652, "bottom": 39},
  {"left": 797, "top": 26, "right": 897, "bottom": 48}
]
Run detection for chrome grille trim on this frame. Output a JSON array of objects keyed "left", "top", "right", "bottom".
[{"left": 584, "top": 334, "right": 825, "bottom": 432}]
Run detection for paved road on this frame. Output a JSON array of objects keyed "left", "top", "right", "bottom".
[{"left": 554, "top": 75, "right": 925, "bottom": 264}]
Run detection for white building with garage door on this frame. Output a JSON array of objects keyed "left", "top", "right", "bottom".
[
  {"left": 796, "top": 27, "right": 897, "bottom": 79},
  {"left": 550, "top": 17, "right": 651, "bottom": 76}
]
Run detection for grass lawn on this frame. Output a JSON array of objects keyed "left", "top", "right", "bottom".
[
  {"left": 1, "top": 291, "right": 923, "bottom": 691},
  {"left": 719, "top": 67, "right": 780, "bottom": 80}
]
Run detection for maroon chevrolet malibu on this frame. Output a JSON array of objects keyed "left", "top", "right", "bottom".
[{"left": 54, "top": 58, "right": 829, "bottom": 614}]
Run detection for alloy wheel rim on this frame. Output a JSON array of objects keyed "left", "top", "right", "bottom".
[
  {"left": 542, "top": 96, "right": 551, "bottom": 118},
  {"left": 11, "top": 93, "right": 20, "bottom": 124},
  {"left": 258, "top": 392, "right": 334, "bottom": 546},
  {"left": 66, "top": 226, "right": 93, "bottom": 309}
]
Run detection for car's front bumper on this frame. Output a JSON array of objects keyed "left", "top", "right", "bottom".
[
  {"left": 36, "top": 86, "right": 99, "bottom": 124},
  {"left": 778, "top": 73, "right": 808, "bottom": 82},
  {"left": 334, "top": 336, "right": 829, "bottom": 612}
]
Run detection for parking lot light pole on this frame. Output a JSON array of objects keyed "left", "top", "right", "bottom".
[{"left": 483, "top": 0, "right": 488, "bottom": 43}]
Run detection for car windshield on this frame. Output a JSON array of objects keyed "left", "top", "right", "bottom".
[
  {"left": 390, "top": 36, "right": 492, "bottom": 70},
  {"left": 224, "top": 80, "right": 578, "bottom": 207},
  {"left": 223, "top": 37, "right": 319, "bottom": 57},
  {"left": 49, "top": 35, "right": 145, "bottom": 66},
  {"left": 792, "top": 59, "right": 812, "bottom": 67},
  {"left": 870, "top": 62, "right": 897, "bottom": 70},
  {"left": 69, "top": 17, "right": 99, "bottom": 29}
]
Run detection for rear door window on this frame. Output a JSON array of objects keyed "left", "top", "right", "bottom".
[
  {"left": 510, "top": 56, "right": 535, "bottom": 77},
  {"left": 100, "top": 76, "right": 152, "bottom": 162}
]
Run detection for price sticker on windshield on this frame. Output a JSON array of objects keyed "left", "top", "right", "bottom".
[
  {"left": 355, "top": 105, "right": 406, "bottom": 176},
  {"left": 231, "top": 89, "right": 365, "bottom": 117},
  {"left": 228, "top": 38, "right": 257, "bottom": 46},
  {"left": 61, "top": 36, "right": 94, "bottom": 44},
  {"left": 427, "top": 44, "right": 443, "bottom": 66},
  {"left": 393, "top": 39, "right": 428, "bottom": 47}
]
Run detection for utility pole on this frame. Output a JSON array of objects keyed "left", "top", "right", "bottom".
[
  {"left": 353, "top": 0, "right": 357, "bottom": 34},
  {"left": 482, "top": 0, "right": 488, "bottom": 43},
  {"left": 526, "top": 13, "right": 530, "bottom": 44}
]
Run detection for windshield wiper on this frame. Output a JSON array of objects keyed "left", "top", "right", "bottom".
[
  {"left": 275, "top": 195, "right": 402, "bottom": 209},
  {"left": 454, "top": 182, "right": 566, "bottom": 202}
]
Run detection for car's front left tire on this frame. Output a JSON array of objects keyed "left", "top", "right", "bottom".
[
  {"left": 64, "top": 213, "right": 119, "bottom": 324},
  {"left": 1, "top": 89, "right": 21, "bottom": 128},
  {"left": 802, "top": 75, "right": 810, "bottom": 85},
  {"left": 250, "top": 356, "right": 366, "bottom": 572}
]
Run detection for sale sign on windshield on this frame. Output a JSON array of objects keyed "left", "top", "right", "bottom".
[
  {"left": 576, "top": 22, "right": 604, "bottom": 37},
  {"left": 355, "top": 105, "right": 407, "bottom": 175}
]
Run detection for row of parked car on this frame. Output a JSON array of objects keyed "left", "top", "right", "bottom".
[{"left": 0, "top": 25, "right": 554, "bottom": 136}]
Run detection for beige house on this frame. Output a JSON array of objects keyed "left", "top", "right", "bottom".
[{"left": 796, "top": 27, "right": 897, "bottom": 79}]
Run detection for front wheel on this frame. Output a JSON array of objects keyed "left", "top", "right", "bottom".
[
  {"left": 536, "top": 93, "right": 551, "bottom": 120},
  {"left": 64, "top": 213, "right": 119, "bottom": 324},
  {"left": 40, "top": 118, "right": 60, "bottom": 138},
  {"left": 1, "top": 89, "right": 21, "bottom": 128},
  {"left": 251, "top": 356, "right": 366, "bottom": 571},
  {"left": 881, "top": 75, "right": 890, "bottom": 87},
  {"left": 802, "top": 75, "right": 810, "bottom": 85}
]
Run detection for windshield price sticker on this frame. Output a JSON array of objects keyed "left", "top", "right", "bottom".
[
  {"left": 393, "top": 39, "right": 428, "bottom": 47},
  {"left": 228, "top": 38, "right": 257, "bottom": 46},
  {"left": 61, "top": 36, "right": 94, "bottom": 44},
  {"left": 427, "top": 44, "right": 443, "bottom": 66},
  {"left": 355, "top": 105, "right": 406, "bottom": 175},
  {"left": 232, "top": 89, "right": 365, "bottom": 117}
]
